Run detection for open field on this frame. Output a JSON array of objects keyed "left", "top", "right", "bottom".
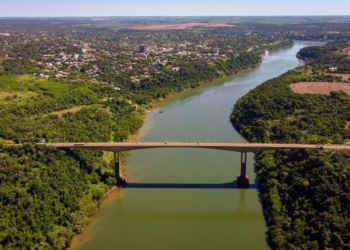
[
  {"left": 0, "top": 75, "right": 70, "bottom": 93},
  {"left": 0, "top": 90, "right": 37, "bottom": 98},
  {"left": 124, "top": 22, "right": 235, "bottom": 30},
  {"left": 0, "top": 91, "right": 38, "bottom": 105},
  {"left": 50, "top": 106, "right": 84, "bottom": 117},
  {"left": 49, "top": 104, "right": 103, "bottom": 117},
  {"left": 75, "top": 22, "right": 136, "bottom": 28},
  {"left": 290, "top": 82, "right": 350, "bottom": 95},
  {"left": 343, "top": 47, "right": 350, "bottom": 56}
]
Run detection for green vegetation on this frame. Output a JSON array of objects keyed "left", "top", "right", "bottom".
[
  {"left": 1, "top": 59, "right": 38, "bottom": 75},
  {"left": 2, "top": 16, "right": 350, "bottom": 249},
  {"left": 0, "top": 75, "right": 143, "bottom": 143},
  {"left": 297, "top": 40, "right": 350, "bottom": 73},
  {"left": 0, "top": 76, "right": 143, "bottom": 249},
  {"left": 0, "top": 144, "right": 115, "bottom": 249},
  {"left": 231, "top": 41, "right": 350, "bottom": 249},
  {"left": 0, "top": 31, "right": 275, "bottom": 249},
  {"left": 121, "top": 51, "right": 263, "bottom": 101}
]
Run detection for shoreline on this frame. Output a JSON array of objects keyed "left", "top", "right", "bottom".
[
  {"left": 67, "top": 41, "right": 295, "bottom": 249},
  {"left": 231, "top": 40, "right": 328, "bottom": 248},
  {"left": 67, "top": 64, "right": 260, "bottom": 249},
  {"left": 67, "top": 185, "right": 117, "bottom": 249},
  {"left": 67, "top": 185, "right": 123, "bottom": 249},
  {"left": 125, "top": 40, "right": 295, "bottom": 146}
]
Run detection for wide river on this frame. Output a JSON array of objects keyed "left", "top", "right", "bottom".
[{"left": 72, "top": 42, "right": 318, "bottom": 250}]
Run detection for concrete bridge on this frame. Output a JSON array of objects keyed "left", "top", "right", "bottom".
[
  {"left": 45, "top": 142, "right": 350, "bottom": 188},
  {"left": 46, "top": 142, "right": 350, "bottom": 152}
]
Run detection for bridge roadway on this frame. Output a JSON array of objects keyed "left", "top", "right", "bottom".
[
  {"left": 44, "top": 142, "right": 350, "bottom": 188},
  {"left": 46, "top": 142, "right": 350, "bottom": 153}
]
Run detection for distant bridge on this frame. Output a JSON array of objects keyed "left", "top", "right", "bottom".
[
  {"left": 46, "top": 142, "right": 350, "bottom": 153},
  {"left": 43, "top": 142, "right": 349, "bottom": 188}
]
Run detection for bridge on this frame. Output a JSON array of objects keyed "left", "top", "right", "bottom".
[{"left": 44, "top": 142, "right": 350, "bottom": 188}]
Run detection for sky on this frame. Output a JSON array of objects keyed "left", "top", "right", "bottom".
[{"left": 1, "top": 0, "right": 350, "bottom": 17}]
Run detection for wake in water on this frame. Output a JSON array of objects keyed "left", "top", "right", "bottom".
[{"left": 262, "top": 58, "right": 277, "bottom": 64}]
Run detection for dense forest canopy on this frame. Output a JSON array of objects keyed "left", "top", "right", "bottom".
[
  {"left": 231, "top": 40, "right": 350, "bottom": 249},
  {"left": 297, "top": 40, "right": 350, "bottom": 73},
  {"left": 0, "top": 19, "right": 294, "bottom": 249},
  {"left": 1, "top": 17, "right": 350, "bottom": 249}
]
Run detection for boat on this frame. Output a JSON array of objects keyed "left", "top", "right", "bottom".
[{"left": 159, "top": 110, "right": 163, "bottom": 113}]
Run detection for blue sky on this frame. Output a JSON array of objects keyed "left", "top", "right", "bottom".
[{"left": 1, "top": 0, "right": 349, "bottom": 17}]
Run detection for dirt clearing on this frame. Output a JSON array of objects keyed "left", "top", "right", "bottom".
[
  {"left": 343, "top": 47, "right": 350, "bottom": 56},
  {"left": 124, "top": 22, "right": 235, "bottom": 30},
  {"left": 290, "top": 82, "right": 350, "bottom": 95}
]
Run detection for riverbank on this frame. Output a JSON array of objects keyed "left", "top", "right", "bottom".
[
  {"left": 127, "top": 39, "right": 295, "bottom": 142},
  {"left": 67, "top": 52, "right": 266, "bottom": 249},
  {"left": 67, "top": 186, "right": 124, "bottom": 249},
  {"left": 230, "top": 41, "right": 350, "bottom": 248},
  {"left": 68, "top": 42, "right": 309, "bottom": 250},
  {"left": 68, "top": 39, "right": 300, "bottom": 250}
]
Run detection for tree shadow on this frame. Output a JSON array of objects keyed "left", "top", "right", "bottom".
[
  {"left": 127, "top": 181, "right": 257, "bottom": 189},
  {"left": 252, "top": 154, "right": 271, "bottom": 248}
]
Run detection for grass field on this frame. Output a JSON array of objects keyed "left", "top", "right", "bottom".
[
  {"left": 0, "top": 91, "right": 38, "bottom": 105},
  {"left": 0, "top": 75, "right": 73, "bottom": 110},
  {"left": 0, "top": 75, "right": 70, "bottom": 93}
]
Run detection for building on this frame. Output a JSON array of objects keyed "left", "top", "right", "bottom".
[
  {"left": 213, "top": 47, "right": 219, "bottom": 54},
  {"left": 139, "top": 45, "right": 147, "bottom": 53}
]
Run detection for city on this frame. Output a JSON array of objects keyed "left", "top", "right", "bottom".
[{"left": 1, "top": 7, "right": 350, "bottom": 250}]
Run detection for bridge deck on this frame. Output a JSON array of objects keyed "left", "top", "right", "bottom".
[{"left": 44, "top": 142, "right": 350, "bottom": 153}]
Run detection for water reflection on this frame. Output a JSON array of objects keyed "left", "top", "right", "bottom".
[
  {"left": 111, "top": 188, "right": 263, "bottom": 222},
  {"left": 127, "top": 182, "right": 257, "bottom": 189},
  {"left": 239, "top": 189, "right": 246, "bottom": 211},
  {"left": 72, "top": 43, "right": 317, "bottom": 250}
]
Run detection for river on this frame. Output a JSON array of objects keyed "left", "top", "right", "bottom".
[{"left": 71, "top": 42, "right": 319, "bottom": 250}]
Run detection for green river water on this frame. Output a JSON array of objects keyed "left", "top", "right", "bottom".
[{"left": 71, "top": 42, "right": 319, "bottom": 250}]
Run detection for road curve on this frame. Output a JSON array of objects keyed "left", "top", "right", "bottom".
[{"left": 43, "top": 142, "right": 350, "bottom": 153}]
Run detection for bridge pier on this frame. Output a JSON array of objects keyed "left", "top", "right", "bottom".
[
  {"left": 237, "top": 152, "right": 249, "bottom": 188},
  {"left": 114, "top": 152, "right": 127, "bottom": 187}
]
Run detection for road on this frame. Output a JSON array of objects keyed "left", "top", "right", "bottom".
[{"left": 44, "top": 142, "right": 350, "bottom": 153}]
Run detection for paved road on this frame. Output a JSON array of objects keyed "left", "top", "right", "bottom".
[{"left": 44, "top": 142, "right": 350, "bottom": 153}]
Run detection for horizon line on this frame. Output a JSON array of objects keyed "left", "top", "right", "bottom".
[{"left": 1, "top": 15, "right": 350, "bottom": 18}]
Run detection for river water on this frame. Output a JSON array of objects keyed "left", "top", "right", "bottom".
[{"left": 71, "top": 42, "right": 317, "bottom": 250}]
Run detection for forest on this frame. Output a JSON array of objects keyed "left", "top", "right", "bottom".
[
  {"left": 0, "top": 31, "right": 269, "bottom": 249},
  {"left": 2, "top": 17, "right": 350, "bottom": 249},
  {"left": 231, "top": 41, "right": 350, "bottom": 249},
  {"left": 0, "top": 144, "right": 115, "bottom": 249},
  {"left": 297, "top": 40, "right": 350, "bottom": 73}
]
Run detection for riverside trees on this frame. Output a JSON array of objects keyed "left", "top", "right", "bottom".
[
  {"left": 1, "top": 17, "right": 349, "bottom": 249},
  {"left": 0, "top": 21, "right": 274, "bottom": 249},
  {"left": 0, "top": 144, "right": 117, "bottom": 249},
  {"left": 231, "top": 41, "right": 350, "bottom": 249}
]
